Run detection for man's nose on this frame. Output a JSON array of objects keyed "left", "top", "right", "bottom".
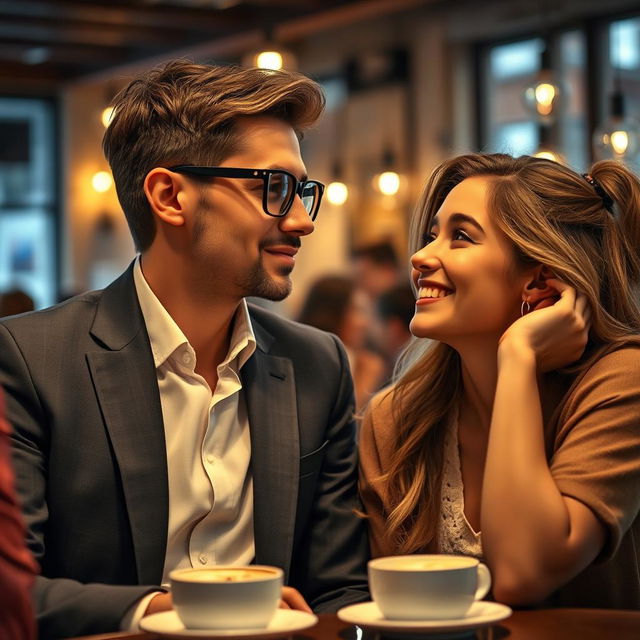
[{"left": 279, "top": 196, "right": 315, "bottom": 236}]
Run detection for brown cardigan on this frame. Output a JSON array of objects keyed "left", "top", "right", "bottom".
[{"left": 359, "top": 344, "right": 640, "bottom": 609}]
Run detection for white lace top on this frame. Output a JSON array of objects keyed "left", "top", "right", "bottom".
[{"left": 437, "top": 413, "right": 483, "bottom": 558}]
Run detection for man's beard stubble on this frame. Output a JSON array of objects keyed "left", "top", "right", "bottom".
[{"left": 242, "top": 254, "right": 293, "bottom": 301}]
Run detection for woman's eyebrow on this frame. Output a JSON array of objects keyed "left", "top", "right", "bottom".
[{"left": 432, "top": 212, "right": 485, "bottom": 234}]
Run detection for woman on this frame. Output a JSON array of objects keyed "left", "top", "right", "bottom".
[
  {"left": 359, "top": 153, "right": 640, "bottom": 609},
  {"left": 298, "top": 275, "right": 386, "bottom": 409}
]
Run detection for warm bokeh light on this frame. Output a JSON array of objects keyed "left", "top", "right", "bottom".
[
  {"left": 255, "top": 51, "right": 283, "bottom": 70},
  {"left": 101, "top": 106, "right": 115, "bottom": 128},
  {"left": 532, "top": 149, "right": 562, "bottom": 163},
  {"left": 524, "top": 79, "right": 560, "bottom": 119},
  {"left": 534, "top": 83, "right": 556, "bottom": 115},
  {"left": 376, "top": 171, "right": 400, "bottom": 196},
  {"left": 326, "top": 181, "right": 349, "bottom": 205},
  {"left": 610, "top": 130, "right": 630, "bottom": 155},
  {"left": 92, "top": 171, "right": 113, "bottom": 193}
]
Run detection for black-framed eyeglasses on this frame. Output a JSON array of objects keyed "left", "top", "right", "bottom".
[{"left": 169, "top": 165, "right": 325, "bottom": 221}]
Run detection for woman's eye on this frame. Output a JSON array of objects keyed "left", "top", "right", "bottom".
[
  {"left": 453, "top": 229, "right": 473, "bottom": 243},
  {"left": 422, "top": 232, "right": 437, "bottom": 246}
]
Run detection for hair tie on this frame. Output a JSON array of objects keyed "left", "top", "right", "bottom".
[{"left": 581, "top": 173, "right": 614, "bottom": 214}]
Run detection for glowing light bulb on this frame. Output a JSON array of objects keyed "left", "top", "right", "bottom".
[
  {"left": 101, "top": 106, "right": 115, "bottom": 128},
  {"left": 533, "top": 149, "right": 562, "bottom": 163},
  {"left": 92, "top": 171, "right": 112, "bottom": 193},
  {"left": 326, "top": 181, "right": 348, "bottom": 205},
  {"left": 377, "top": 171, "right": 400, "bottom": 196},
  {"left": 256, "top": 51, "right": 283, "bottom": 70},
  {"left": 534, "top": 83, "right": 556, "bottom": 116},
  {"left": 610, "top": 130, "right": 630, "bottom": 155}
]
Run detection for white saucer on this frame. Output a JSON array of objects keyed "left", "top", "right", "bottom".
[
  {"left": 139, "top": 609, "right": 318, "bottom": 638},
  {"left": 337, "top": 601, "right": 512, "bottom": 635}
]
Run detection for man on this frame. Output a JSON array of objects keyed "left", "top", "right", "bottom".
[{"left": 0, "top": 60, "right": 369, "bottom": 639}]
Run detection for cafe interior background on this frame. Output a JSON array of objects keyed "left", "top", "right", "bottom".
[{"left": 0, "top": 0, "right": 639, "bottom": 318}]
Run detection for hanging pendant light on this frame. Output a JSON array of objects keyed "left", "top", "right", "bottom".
[
  {"left": 532, "top": 123, "right": 564, "bottom": 163},
  {"left": 373, "top": 148, "right": 401, "bottom": 196},
  {"left": 327, "top": 161, "right": 349, "bottom": 206},
  {"left": 523, "top": 45, "right": 562, "bottom": 123},
  {"left": 593, "top": 81, "right": 640, "bottom": 162},
  {"left": 243, "top": 26, "right": 296, "bottom": 71}
]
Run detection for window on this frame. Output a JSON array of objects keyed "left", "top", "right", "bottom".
[
  {"left": 0, "top": 98, "right": 57, "bottom": 309},
  {"left": 479, "top": 15, "right": 639, "bottom": 171},
  {"left": 483, "top": 38, "right": 543, "bottom": 156}
]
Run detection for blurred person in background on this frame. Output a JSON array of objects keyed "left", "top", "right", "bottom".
[
  {"left": 375, "top": 283, "right": 416, "bottom": 379},
  {"left": 0, "top": 385, "right": 37, "bottom": 640},
  {"left": 0, "top": 60, "right": 369, "bottom": 639},
  {"left": 0, "top": 287, "right": 34, "bottom": 317},
  {"left": 298, "top": 275, "right": 386, "bottom": 409},
  {"left": 360, "top": 153, "right": 640, "bottom": 609},
  {"left": 351, "top": 241, "right": 403, "bottom": 302}
]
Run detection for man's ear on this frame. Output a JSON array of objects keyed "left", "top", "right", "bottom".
[
  {"left": 522, "top": 265, "right": 560, "bottom": 310},
  {"left": 144, "top": 168, "right": 187, "bottom": 228}
]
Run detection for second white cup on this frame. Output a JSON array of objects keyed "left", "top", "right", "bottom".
[{"left": 368, "top": 554, "right": 491, "bottom": 620}]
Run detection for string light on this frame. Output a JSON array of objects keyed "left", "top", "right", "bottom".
[
  {"left": 326, "top": 181, "right": 349, "bottom": 205},
  {"left": 101, "top": 106, "right": 115, "bottom": 128},
  {"left": 255, "top": 50, "right": 284, "bottom": 70},
  {"left": 92, "top": 171, "right": 112, "bottom": 193},
  {"left": 376, "top": 171, "right": 401, "bottom": 196}
]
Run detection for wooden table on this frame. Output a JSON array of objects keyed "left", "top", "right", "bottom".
[{"left": 71, "top": 608, "right": 640, "bottom": 640}]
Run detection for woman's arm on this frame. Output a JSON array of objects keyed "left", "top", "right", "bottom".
[{"left": 481, "top": 282, "right": 605, "bottom": 605}]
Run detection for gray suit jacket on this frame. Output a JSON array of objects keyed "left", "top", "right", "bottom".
[{"left": 0, "top": 265, "right": 369, "bottom": 639}]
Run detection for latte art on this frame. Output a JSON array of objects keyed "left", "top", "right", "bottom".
[{"left": 173, "top": 567, "right": 279, "bottom": 582}]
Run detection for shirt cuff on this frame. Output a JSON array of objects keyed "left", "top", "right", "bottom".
[{"left": 120, "top": 591, "right": 162, "bottom": 631}]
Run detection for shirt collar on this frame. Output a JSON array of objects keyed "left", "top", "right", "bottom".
[{"left": 133, "top": 256, "right": 256, "bottom": 370}]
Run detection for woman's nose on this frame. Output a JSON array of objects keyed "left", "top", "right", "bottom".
[{"left": 411, "top": 246, "right": 441, "bottom": 272}]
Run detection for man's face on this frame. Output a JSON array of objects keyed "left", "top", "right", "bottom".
[{"left": 187, "top": 116, "right": 315, "bottom": 302}]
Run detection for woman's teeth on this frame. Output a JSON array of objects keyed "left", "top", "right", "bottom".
[{"left": 418, "top": 287, "right": 451, "bottom": 299}]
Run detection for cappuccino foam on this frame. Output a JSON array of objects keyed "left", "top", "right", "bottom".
[{"left": 175, "top": 568, "right": 278, "bottom": 582}]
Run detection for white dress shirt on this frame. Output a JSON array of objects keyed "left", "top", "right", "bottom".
[{"left": 123, "top": 257, "right": 257, "bottom": 628}]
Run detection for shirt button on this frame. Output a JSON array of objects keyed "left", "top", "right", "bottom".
[
  {"left": 206, "top": 455, "right": 215, "bottom": 464},
  {"left": 198, "top": 554, "right": 208, "bottom": 565}
]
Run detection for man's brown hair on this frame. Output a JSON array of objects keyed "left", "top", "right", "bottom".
[{"left": 102, "top": 60, "right": 325, "bottom": 251}]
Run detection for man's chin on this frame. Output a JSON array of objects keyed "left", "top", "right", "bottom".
[{"left": 251, "top": 276, "right": 292, "bottom": 302}]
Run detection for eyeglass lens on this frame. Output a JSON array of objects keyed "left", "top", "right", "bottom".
[
  {"left": 266, "top": 172, "right": 293, "bottom": 215},
  {"left": 266, "top": 171, "right": 318, "bottom": 216},
  {"left": 300, "top": 183, "right": 319, "bottom": 215}
]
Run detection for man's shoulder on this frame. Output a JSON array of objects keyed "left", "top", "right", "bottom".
[
  {"left": 248, "top": 301, "right": 337, "bottom": 344},
  {"left": 0, "top": 290, "right": 101, "bottom": 332}
]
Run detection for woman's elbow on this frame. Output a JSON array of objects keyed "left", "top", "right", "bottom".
[{"left": 490, "top": 566, "right": 554, "bottom": 607}]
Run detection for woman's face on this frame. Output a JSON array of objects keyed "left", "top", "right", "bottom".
[{"left": 409, "top": 176, "right": 531, "bottom": 347}]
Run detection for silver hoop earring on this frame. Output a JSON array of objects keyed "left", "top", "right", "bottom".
[{"left": 520, "top": 300, "right": 531, "bottom": 317}]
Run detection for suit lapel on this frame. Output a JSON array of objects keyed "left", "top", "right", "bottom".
[
  {"left": 243, "top": 321, "right": 299, "bottom": 582},
  {"left": 87, "top": 266, "right": 168, "bottom": 585}
]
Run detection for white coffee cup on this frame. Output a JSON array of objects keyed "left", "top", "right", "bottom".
[
  {"left": 169, "top": 566, "right": 283, "bottom": 630},
  {"left": 368, "top": 554, "right": 491, "bottom": 620}
]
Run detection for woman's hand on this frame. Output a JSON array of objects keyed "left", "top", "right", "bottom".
[
  {"left": 279, "top": 586, "right": 312, "bottom": 612},
  {"left": 499, "top": 279, "right": 591, "bottom": 372}
]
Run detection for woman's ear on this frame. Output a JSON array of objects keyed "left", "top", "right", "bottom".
[
  {"left": 144, "top": 168, "right": 187, "bottom": 228},
  {"left": 522, "top": 265, "right": 561, "bottom": 311}
]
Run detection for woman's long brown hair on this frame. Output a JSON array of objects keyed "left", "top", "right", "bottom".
[{"left": 382, "top": 153, "right": 640, "bottom": 554}]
